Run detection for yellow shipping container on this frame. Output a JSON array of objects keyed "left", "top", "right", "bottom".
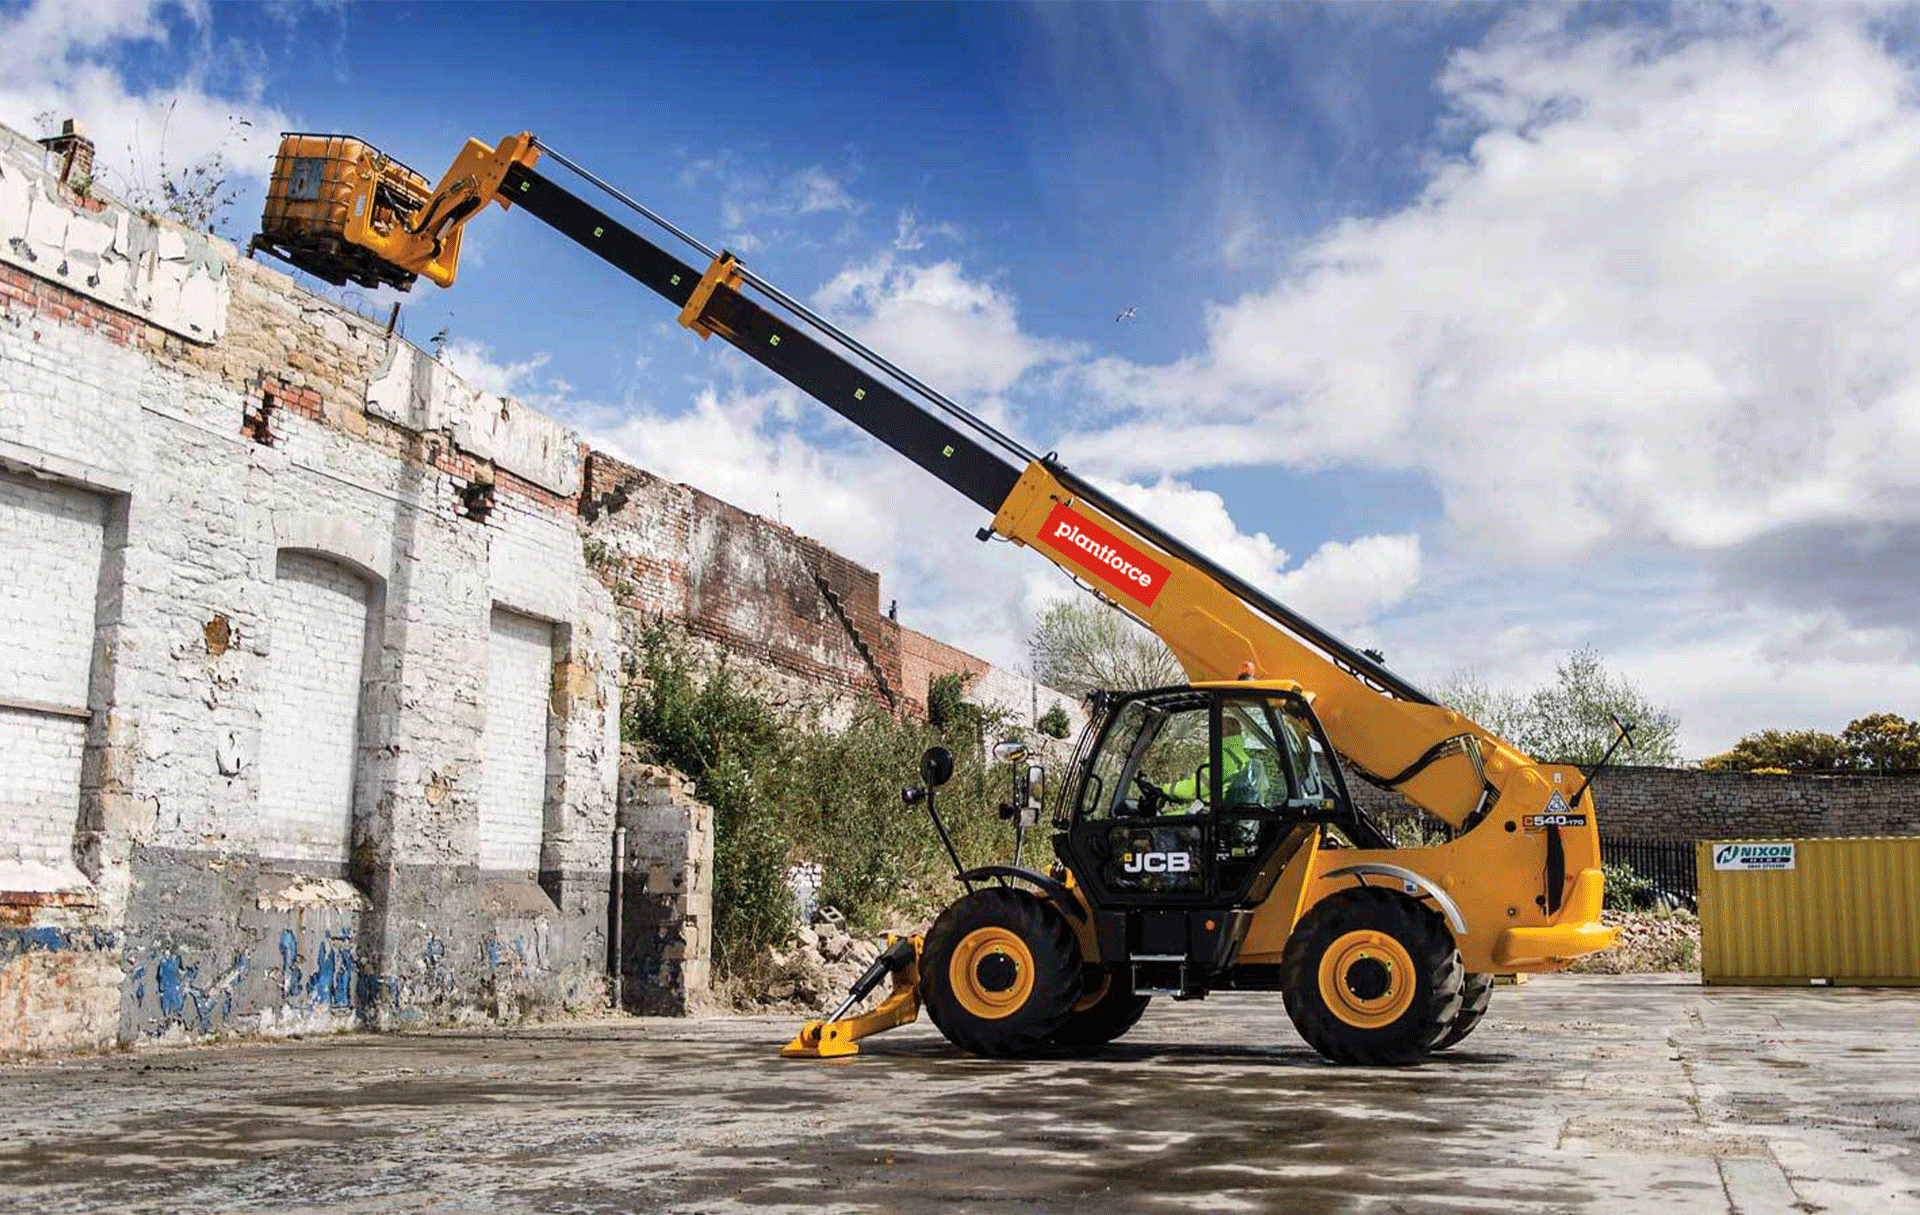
[{"left": 1697, "top": 836, "right": 1920, "bottom": 986}]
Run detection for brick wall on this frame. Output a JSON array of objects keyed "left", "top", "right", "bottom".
[
  {"left": 0, "top": 472, "right": 105, "bottom": 882},
  {"left": 257, "top": 551, "right": 376, "bottom": 864},
  {"left": 582, "top": 451, "right": 904, "bottom": 719},
  {"left": 895, "top": 625, "right": 1086, "bottom": 742},
  {"left": 898, "top": 626, "right": 988, "bottom": 712},
  {"left": 479, "top": 607, "right": 555, "bottom": 874},
  {"left": 0, "top": 120, "right": 623, "bottom": 1054}
]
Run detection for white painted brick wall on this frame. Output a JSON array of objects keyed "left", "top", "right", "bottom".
[
  {"left": 0, "top": 471, "right": 105, "bottom": 706},
  {"left": 0, "top": 472, "right": 104, "bottom": 880},
  {"left": 0, "top": 709, "right": 86, "bottom": 871},
  {"left": 479, "top": 607, "right": 553, "bottom": 873},
  {"left": 258, "top": 551, "right": 374, "bottom": 864}
]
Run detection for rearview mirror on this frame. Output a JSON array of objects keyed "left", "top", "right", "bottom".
[
  {"left": 992, "top": 740, "right": 1028, "bottom": 763},
  {"left": 1020, "top": 763, "right": 1045, "bottom": 828},
  {"left": 921, "top": 745, "right": 955, "bottom": 788}
]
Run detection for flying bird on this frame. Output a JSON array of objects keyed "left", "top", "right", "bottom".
[{"left": 1115, "top": 306, "right": 1137, "bottom": 323}]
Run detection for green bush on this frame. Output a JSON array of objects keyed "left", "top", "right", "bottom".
[
  {"left": 1602, "top": 860, "right": 1656, "bottom": 911},
  {"left": 623, "top": 622, "right": 1027, "bottom": 974},
  {"left": 1038, "top": 702, "right": 1072, "bottom": 739}
]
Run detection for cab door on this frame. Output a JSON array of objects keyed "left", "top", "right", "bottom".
[
  {"left": 1059, "top": 689, "right": 1323, "bottom": 910},
  {"left": 1061, "top": 690, "right": 1218, "bottom": 906}
]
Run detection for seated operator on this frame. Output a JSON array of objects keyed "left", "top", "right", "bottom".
[{"left": 1158, "top": 715, "right": 1250, "bottom": 813}]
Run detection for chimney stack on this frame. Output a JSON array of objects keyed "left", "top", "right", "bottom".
[{"left": 38, "top": 118, "right": 95, "bottom": 188}]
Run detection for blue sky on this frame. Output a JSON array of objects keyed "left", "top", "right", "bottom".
[{"left": 9, "top": 0, "right": 1920, "bottom": 756}]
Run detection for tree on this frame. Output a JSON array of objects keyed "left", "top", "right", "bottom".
[
  {"left": 926, "top": 672, "right": 976, "bottom": 732},
  {"left": 1523, "top": 648, "right": 1681, "bottom": 766},
  {"left": 1702, "top": 729, "right": 1846, "bottom": 773},
  {"left": 1037, "top": 702, "right": 1072, "bottom": 739},
  {"left": 1027, "top": 596, "right": 1182, "bottom": 699},
  {"left": 1433, "top": 649, "right": 1681, "bottom": 766},
  {"left": 1842, "top": 713, "right": 1920, "bottom": 772}
]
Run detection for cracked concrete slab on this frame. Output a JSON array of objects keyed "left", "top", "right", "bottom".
[{"left": 0, "top": 975, "right": 1913, "bottom": 1214}]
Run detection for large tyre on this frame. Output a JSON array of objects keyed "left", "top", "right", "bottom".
[
  {"left": 1281, "top": 886, "right": 1464, "bottom": 1065},
  {"left": 1047, "top": 972, "right": 1151, "bottom": 1054},
  {"left": 921, "top": 887, "right": 1082, "bottom": 1058},
  {"left": 1433, "top": 972, "right": 1494, "bottom": 1051}
]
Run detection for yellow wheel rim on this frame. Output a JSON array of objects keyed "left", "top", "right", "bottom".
[
  {"left": 950, "top": 926, "right": 1035, "bottom": 1020},
  {"left": 1317, "top": 929, "right": 1416, "bottom": 1029}
]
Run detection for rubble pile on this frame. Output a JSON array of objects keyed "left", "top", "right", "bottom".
[
  {"left": 1572, "top": 910, "right": 1700, "bottom": 974},
  {"left": 745, "top": 907, "right": 905, "bottom": 1013}
]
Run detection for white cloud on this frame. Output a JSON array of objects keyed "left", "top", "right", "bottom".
[
  {"left": 680, "top": 151, "right": 863, "bottom": 248},
  {"left": 812, "top": 253, "right": 1075, "bottom": 399},
  {"left": 893, "top": 208, "right": 963, "bottom": 252},
  {"left": 438, "top": 339, "right": 556, "bottom": 401},
  {"left": 1068, "top": 8, "right": 1920, "bottom": 578},
  {"left": 0, "top": 0, "right": 291, "bottom": 216},
  {"left": 1274, "top": 532, "right": 1422, "bottom": 631}
]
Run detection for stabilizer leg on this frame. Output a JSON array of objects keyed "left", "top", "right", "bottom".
[{"left": 781, "top": 934, "right": 923, "bottom": 1059}]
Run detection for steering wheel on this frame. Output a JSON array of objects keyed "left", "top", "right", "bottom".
[{"left": 1132, "top": 773, "right": 1169, "bottom": 816}]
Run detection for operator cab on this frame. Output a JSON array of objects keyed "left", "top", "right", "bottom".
[{"left": 1056, "top": 683, "right": 1369, "bottom": 911}]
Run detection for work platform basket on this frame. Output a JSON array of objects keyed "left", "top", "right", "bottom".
[{"left": 252, "top": 133, "right": 430, "bottom": 291}]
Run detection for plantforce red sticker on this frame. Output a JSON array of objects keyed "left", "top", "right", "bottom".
[{"left": 1039, "top": 502, "right": 1171, "bottom": 606}]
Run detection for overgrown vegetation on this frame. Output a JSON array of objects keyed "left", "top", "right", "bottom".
[
  {"left": 1702, "top": 712, "right": 1920, "bottom": 773},
  {"left": 1601, "top": 861, "right": 1656, "bottom": 912},
  {"left": 114, "top": 102, "right": 250, "bottom": 236},
  {"left": 622, "top": 622, "right": 1027, "bottom": 977}
]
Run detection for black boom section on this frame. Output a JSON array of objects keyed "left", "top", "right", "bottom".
[{"left": 502, "top": 163, "right": 1021, "bottom": 513}]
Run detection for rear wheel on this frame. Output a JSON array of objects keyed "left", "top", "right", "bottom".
[
  {"left": 1281, "top": 886, "right": 1464, "bottom": 1065},
  {"left": 921, "top": 887, "right": 1081, "bottom": 1057},
  {"left": 1433, "top": 972, "right": 1494, "bottom": 1051},
  {"left": 1047, "top": 972, "right": 1150, "bottom": 1053}
]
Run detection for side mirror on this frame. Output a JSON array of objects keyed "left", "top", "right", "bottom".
[
  {"left": 921, "top": 745, "right": 955, "bottom": 788},
  {"left": 1020, "top": 763, "right": 1045, "bottom": 828},
  {"left": 991, "top": 740, "right": 1028, "bottom": 763}
]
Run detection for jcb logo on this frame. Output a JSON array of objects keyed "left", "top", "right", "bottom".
[{"left": 1123, "top": 851, "right": 1193, "bottom": 875}]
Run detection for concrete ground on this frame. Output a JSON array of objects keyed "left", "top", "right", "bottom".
[{"left": 0, "top": 975, "right": 1914, "bottom": 1214}]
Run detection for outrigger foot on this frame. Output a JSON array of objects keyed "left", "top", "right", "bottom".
[{"left": 780, "top": 934, "right": 923, "bottom": 1059}]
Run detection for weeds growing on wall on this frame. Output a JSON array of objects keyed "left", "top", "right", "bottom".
[{"left": 622, "top": 621, "right": 1030, "bottom": 976}]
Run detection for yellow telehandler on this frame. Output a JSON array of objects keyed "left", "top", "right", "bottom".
[{"left": 253, "top": 131, "right": 1618, "bottom": 1065}]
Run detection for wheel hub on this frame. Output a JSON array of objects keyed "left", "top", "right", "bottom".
[
  {"left": 976, "top": 952, "right": 1020, "bottom": 993},
  {"left": 1344, "top": 956, "right": 1392, "bottom": 1002},
  {"left": 949, "top": 926, "right": 1037, "bottom": 1020},
  {"left": 1317, "top": 928, "right": 1417, "bottom": 1030}
]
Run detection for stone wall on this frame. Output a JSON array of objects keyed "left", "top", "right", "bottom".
[
  {"left": 615, "top": 756, "right": 713, "bottom": 1015},
  {"left": 1584, "top": 766, "right": 1920, "bottom": 842},
  {"left": 1350, "top": 765, "right": 1920, "bottom": 842}
]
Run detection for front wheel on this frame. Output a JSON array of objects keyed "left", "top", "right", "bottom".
[
  {"left": 921, "top": 887, "right": 1082, "bottom": 1057},
  {"left": 1281, "top": 887, "right": 1464, "bottom": 1065}
]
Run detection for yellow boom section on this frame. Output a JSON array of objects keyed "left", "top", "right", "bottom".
[{"left": 992, "top": 462, "right": 1550, "bottom": 834}]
